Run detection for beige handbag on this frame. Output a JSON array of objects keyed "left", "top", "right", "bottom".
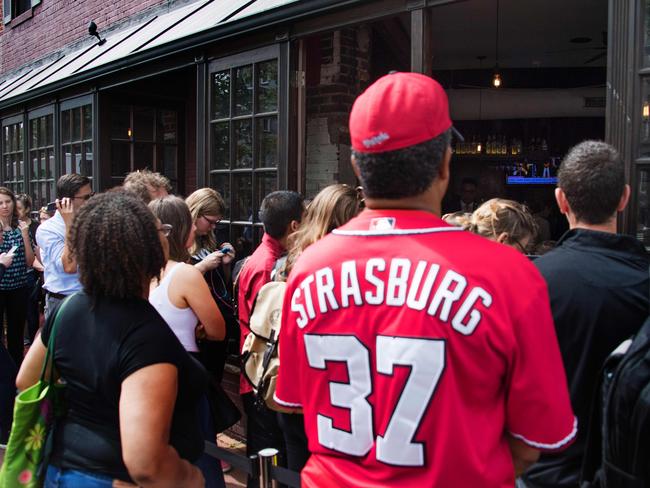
[{"left": 241, "top": 280, "right": 293, "bottom": 412}]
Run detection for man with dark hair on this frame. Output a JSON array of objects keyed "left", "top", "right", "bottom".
[
  {"left": 443, "top": 176, "right": 480, "bottom": 214},
  {"left": 274, "top": 72, "right": 576, "bottom": 487},
  {"left": 123, "top": 169, "right": 171, "bottom": 204},
  {"left": 522, "top": 141, "right": 650, "bottom": 488},
  {"left": 237, "top": 190, "right": 303, "bottom": 487},
  {"left": 36, "top": 173, "right": 93, "bottom": 318}
]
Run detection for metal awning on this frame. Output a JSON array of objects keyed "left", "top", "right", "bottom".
[{"left": 0, "top": 0, "right": 354, "bottom": 108}]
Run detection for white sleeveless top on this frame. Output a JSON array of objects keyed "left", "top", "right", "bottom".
[{"left": 149, "top": 263, "right": 200, "bottom": 352}]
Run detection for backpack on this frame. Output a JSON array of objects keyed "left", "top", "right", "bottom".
[
  {"left": 240, "top": 279, "right": 292, "bottom": 413},
  {"left": 581, "top": 268, "right": 650, "bottom": 488}
]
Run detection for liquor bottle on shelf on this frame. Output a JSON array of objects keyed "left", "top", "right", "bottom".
[
  {"left": 541, "top": 138, "right": 548, "bottom": 152},
  {"left": 500, "top": 136, "right": 507, "bottom": 155}
]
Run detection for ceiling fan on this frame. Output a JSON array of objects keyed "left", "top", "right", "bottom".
[{"left": 545, "top": 31, "right": 607, "bottom": 65}]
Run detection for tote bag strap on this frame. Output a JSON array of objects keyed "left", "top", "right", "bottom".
[{"left": 38, "top": 294, "right": 75, "bottom": 384}]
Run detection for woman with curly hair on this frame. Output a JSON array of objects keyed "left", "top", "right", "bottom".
[
  {"left": 0, "top": 187, "right": 35, "bottom": 367},
  {"left": 148, "top": 195, "right": 226, "bottom": 488},
  {"left": 276, "top": 183, "right": 361, "bottom": 473},
  {"left": 458, "top": 198, "right": 538, "bottom": 253},
  {"left": 16, "top": 191, "right": 206, "bottom": 487}
]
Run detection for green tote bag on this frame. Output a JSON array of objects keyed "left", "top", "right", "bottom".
[{"left": 0, "top": 297, "right": 71, "bottom": 488}]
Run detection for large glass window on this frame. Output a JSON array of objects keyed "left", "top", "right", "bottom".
[
  {"left": 209, "top": 55, "right": 279, "bottom": 255},
  {"left": 109, "top": 105, "right": 178, "bottom": 190},
  {"left": 28, "top": 111, "right": 54, "bottom": 209},
  {"left": 61, "top": 103, "right": 93, "bottom": 180},
  {"left": 2, "top": 118, "right": 25, "bottom": 195}
]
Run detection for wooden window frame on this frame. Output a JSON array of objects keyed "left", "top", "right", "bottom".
[{"left": 205, "top": 44, "right": 289, "bottom": 252}]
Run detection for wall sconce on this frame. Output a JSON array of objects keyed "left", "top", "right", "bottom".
[{"left": 88, "top": 21, "right": 106, "bottom": 46}]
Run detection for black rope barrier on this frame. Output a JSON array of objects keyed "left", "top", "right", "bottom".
[
  {"left": 269, "top": 464, "right": 301, "bottom": 488},
  {"left": 203, "top": 441, "right": 258, "bottom": 478},
  {"left": 203, "top": 441, "right": 302, "bottom": 487}
]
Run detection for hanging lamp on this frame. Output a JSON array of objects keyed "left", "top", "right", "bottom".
[{"left": 492, "top": 0, "right": 502, "bottom": 88}]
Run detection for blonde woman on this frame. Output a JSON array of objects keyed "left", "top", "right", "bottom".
[
  {"left": 459, "top": 198, "right": 538, "bottom": 253},
  {"left": 277, "top": 183, "right": 361, "bottom": 473},
  {"left": 184, "top": 188, "right": 238, "bottom": 378},
  {"left": 186, "top": 188, "right": 234, "bottom": 275},
  {"left": 282, "top": 184, "right": 361, "bottom": 279}
]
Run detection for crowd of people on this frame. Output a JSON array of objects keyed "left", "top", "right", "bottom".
[{"left": 0, "top": 71, "right": 648, "bottom": 488}]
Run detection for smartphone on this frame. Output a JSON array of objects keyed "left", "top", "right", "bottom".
[
  {"left": 46, "top": 201, "right": 57, "bottom": 213},
  {"left": 219, "top": 246, "right": 233, "bottom": 254},
  {"left": 7, "top": 245, "right": 18, "bottom": 256}
]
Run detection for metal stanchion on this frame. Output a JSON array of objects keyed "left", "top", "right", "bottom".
[{"left": 258, "top": 447, "right": 279, "bottom": 488}]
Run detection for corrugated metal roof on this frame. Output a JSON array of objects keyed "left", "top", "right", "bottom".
[{"left": 0, "top": 0, "right": 300, "bottom": 105}]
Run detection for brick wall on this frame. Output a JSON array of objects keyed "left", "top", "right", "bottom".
[
  {"left": 0, "top": 0, "right": 183, "bottom": 75},
  {"left": 304, "top": 26, "right": 371, "bottom": 198}
]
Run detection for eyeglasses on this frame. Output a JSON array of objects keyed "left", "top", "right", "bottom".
[
  {"left": 201, "top": 215, "right": 221, "bottom": 227},
  {"left": 72, "top": 192, "right": 95, "bottom": 201},
  {"left": 157, "top": 224, "right": 173, "bottom": 237}
]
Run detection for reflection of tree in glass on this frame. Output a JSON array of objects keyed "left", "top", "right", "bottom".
[
  {"left": 257, "top": 117, "right": 277, "bottom": 168},
  {"left": 235, "top": 66, "right": 253, "bottom": 116},
  {"left": 257, "top": 61, "right": 278, "bottom": 113},
  {"left": 211, "top": 123, "right": 229, "bottom": 170},
  {"left": 235, "top": 119, "right": 252, "bottom": 168},
  {"left": 212, "top": 71, "right": 230, "bottom": 119}
]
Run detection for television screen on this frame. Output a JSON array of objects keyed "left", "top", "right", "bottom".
[
  {"left": 505, "top": 158, "right": 558, "bottom": 186},
  {"left": 507, "top": 176, "right": 557, "bottom": 185}
]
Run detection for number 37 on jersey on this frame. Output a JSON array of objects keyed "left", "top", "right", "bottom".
[{"left": 304, "top": 334, "right": 445, "bottom": 467}]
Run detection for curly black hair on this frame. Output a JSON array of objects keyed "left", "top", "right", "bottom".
[
  {"left": 69, "top": 190, "right": 165, "bottom": 299},
  {"left": 352, "top": 129, "right": 451, "bottom": 199}
]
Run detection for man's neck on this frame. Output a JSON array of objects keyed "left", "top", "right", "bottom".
[
  {"left": 570, "top": 220, "right": 617, "bottom": 234},
  {"left": 364, "top": 198, "right": 441, "bottom": 216}
]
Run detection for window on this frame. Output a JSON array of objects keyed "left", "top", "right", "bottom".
[
  {"left": 28, "top": 109, "right": 54, "bottom": 209},
  {"left": 61, "top": 102, "right": 93, "bottom": 180},
  {"left": 109, "top": 105, "right": 179, "bottom": 190},
  {"left": 209, "top": 48, "right": 281, "bottom": 256},
  {"left": 2, "top": 116, "right": 25, "bottom": 195},
  {"left": 3, "top": 0, "right": 40, "bottom": 24}
]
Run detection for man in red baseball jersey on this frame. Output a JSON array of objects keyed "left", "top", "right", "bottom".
[{"left": 274, "top": 72, "right": 576, "bottom": 487}]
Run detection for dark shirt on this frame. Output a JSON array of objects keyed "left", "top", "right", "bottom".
[
  {"left": 524, "top": 229, "right": 650, "bottom": 488},
  {"left": 0, "top": 227, "right": 33, "bottom": 290},
  {"left": 41, "top": 292, "right": 207, "bottom": 481}
]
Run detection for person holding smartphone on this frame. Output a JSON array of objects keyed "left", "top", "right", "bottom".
[
  {"left": 36, "top": 173, "right": 93, "bottom": 320},
  {"left": 0, "top": 187, "right": 34, "bottom": 368}
]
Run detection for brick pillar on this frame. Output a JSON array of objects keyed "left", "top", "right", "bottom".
[{"left": 305, "top": 26, "right": 371, "bottom": 198}]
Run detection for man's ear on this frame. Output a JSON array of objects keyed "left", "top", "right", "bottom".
[
  {"left": 438, "top": 146, "right": 452, "bottom": 184},
  {"left": 617, "top": 184, "right": 631, "bottom": 212},
  {"left": 496, "top": 232, "right": 509, "bottom": 244},
  {"left": 555, "top": 187, "right": 570, "bottom": 215},
  {"left": 351, "top": 155, "right": 361, "bottom": 180},
  {"left": 290, "top": 220, "right": 300, "bottom": 233}
]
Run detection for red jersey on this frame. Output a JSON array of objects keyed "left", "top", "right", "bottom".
[
  {"left": 275, "top": 209, "right": 576, "bottom": 487},
  {"left": 237, "top": 233, "right": 284, "bottom": 394}
]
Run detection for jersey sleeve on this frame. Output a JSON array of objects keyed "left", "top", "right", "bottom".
[
  {"left": 505, "top": 276, "right": 577, "bottom": 451},
  {"left": 274, "top": 275, "right": 304, "bottom": 408}
]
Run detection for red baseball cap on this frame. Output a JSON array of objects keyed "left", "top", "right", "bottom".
[{"left": 349, "top": 72, "right": 460, "bottom": 154}]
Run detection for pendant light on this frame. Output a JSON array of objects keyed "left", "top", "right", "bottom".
[{"left": 492, "top": 0, "right": 502, "bottom": 88}]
